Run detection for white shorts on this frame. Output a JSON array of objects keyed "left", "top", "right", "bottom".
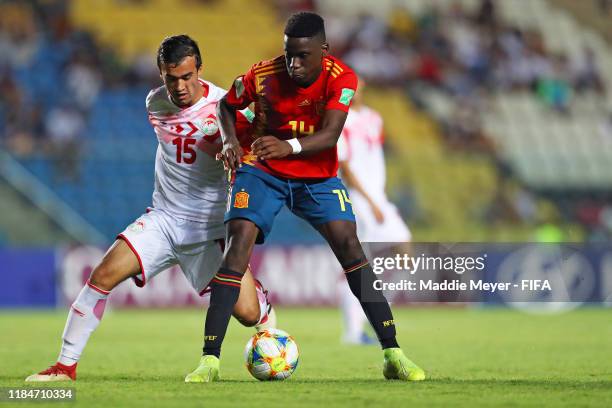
[
  {"left": 117, "top": 209, "right": 225, "bottom": 294},
  {"left": 352, "top": 195, "right": 412, "bottom": 243}
]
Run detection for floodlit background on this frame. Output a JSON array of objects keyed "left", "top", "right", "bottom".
[
  {"left": 1, "top": 0, "right": 611, "bottom": 306},
  {"left": 1, "top": 1, "right": 612, "bottom": 406}
]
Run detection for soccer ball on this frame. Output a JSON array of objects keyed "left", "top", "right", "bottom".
[{"left": 244, "top": 329, "right": 299, "bottom": 381}]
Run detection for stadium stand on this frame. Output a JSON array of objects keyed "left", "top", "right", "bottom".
[
  {"left": 316, "top": 0, "right": 612, "bottom": 241},
  {"left": 1, "top": 0, "right": 611, "bottom": 244},
  {"left": 0, "top": 179, "right": 73, "bottom": 245},
  {"left": 1, "top": 0, "right": 289, "bottom": 243}
]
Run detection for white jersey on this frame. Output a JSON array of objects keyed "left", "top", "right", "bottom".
[
  {"left": 338, "top": 105, "right": 411, "bottom": 242},
  {"left": 337, "top": 106, "right": 386, "bottom": 205},
  {"left": 146, "top": 79, "right": 237, "bottom": 227}
]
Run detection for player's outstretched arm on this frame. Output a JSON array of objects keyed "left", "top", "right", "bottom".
[
  {"left": 251, "top": 109, "right": 348, "bottom": 160},
  {"left": 216, "top": 96, "right": 243, "bottom": 170}
]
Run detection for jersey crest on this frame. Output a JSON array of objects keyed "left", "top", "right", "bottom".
[{"left": 234, "top": 191, "right": 250, "bottom": 208}]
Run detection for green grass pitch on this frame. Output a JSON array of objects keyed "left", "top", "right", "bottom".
[{"left": 1, "top": 307, "right": 611, "bottom": 407}]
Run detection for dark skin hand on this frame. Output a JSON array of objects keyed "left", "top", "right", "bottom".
[
  {"left": 217, "top": 34, "right": 351, "bottom": 169},
  {"left": 216, "top": 97, "right": 243, "bottom": 170},
  {"left": 251, "top": 109, "right": 348, "bottom": 160},
  {"left": 217, "top": 98, "right": 349, "bottom": 168}
]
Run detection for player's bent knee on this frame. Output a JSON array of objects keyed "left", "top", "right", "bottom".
[
  {"left": 233, "top": 303, "right": 260, "bottom": 327},
  {"left": 333, "top": 234, "right": 364, "bottom": 265},
  {"left": 89, "top": 264, "right": 123, "bottom": 292}
]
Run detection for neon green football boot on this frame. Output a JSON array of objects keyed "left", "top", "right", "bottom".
[
  {"left": 383, "top": 348, "right": 426, "bottom": 381},
  {"left": 184, "top": 355, "right": 220, "bottom": 383}
]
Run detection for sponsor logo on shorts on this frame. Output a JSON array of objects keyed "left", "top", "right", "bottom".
[
  {"left": 234, "top": 190, "right": 249, "bottom": 209},
  {"left": 128, "top": 220, "right": 145, "bottom": 232}
]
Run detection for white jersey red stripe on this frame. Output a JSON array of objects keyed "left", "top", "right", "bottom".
[
  {"left": 337, "top": 106, "right": 386, "bottom": 205},
  {"left": 145, "top": 79, "right": 240, "bottom": 227}
]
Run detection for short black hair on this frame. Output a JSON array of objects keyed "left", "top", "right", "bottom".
[
  {"left": 284, "top": 11, "right": 326, "bottom": 40},
  {"left": 157, "top": 34, "right": 202, "bottom": 71}
]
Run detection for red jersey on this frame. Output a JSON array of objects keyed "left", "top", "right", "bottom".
[{"left": 225, "top": 54, "right": 357, "bottom": 179}]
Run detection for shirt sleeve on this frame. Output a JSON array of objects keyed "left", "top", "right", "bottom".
[
  {"left": 224, "top": 67, "right": 257, "bottom": 110},
  {"left": 325, "top": 71, "right": 358, "bottom": 113}
]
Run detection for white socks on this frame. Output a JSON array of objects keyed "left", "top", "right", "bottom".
[
  {"left": 58, "top": 281, "right": 109, "bottom": 366},
  {"left": 338, "top": 279, "right": 367, "bottom": 343}
]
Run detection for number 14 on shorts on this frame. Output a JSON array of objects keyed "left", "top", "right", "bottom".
[{"left": 333, "top": 189, "right": 353, "bottom": 213}]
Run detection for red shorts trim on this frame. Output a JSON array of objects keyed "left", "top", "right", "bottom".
[{"left": 117, "top": 233, "right": 146, "bottom": 288}]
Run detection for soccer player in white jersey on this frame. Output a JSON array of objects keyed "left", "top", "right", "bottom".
[
  {"left": 336, "top": 79, "right": 411, "bottom": 344},
  {"left": 25, "top": 35, "right": 275, "bottom": 383}
]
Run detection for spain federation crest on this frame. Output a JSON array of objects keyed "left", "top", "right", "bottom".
[{"left": 234, "top": 191, "right": 249, "bottom": 208}]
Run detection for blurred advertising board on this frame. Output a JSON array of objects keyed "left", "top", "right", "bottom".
[
  {"left": 1, "top": 244, "right": 611, "bottom": 308},
  {"left": 0, "top": 248, "right": 56, "bottom": 307}
]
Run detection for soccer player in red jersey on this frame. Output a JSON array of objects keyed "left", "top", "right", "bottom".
[{"left": 196, "top": 12, "right": 426, "bottom": 382}]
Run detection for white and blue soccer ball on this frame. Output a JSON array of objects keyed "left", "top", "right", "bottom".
[{"left": 244, "top": 329, "right": 299, "bottom": 381}]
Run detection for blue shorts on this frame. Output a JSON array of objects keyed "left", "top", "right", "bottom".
[{"left": 225, "top": 165, "right": 356, "bottom": 243}]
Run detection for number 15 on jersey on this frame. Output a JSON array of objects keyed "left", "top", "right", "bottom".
[{"left": 172, "top": 137, "right": 196, "bottom": 164}]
